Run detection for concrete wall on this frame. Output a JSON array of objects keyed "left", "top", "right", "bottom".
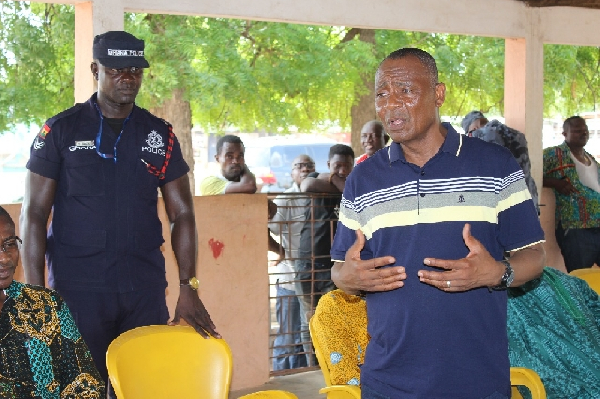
[{"left": 4, "top": 194, "right": 270, "bottom": 391}]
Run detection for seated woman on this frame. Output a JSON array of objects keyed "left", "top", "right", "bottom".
[
  {"left": 310, "top": 289, "right": 368, "bottom": 386},
  {"left": 508, "top": 266, "right": 600, "bottom": 398},
  {"left": 0, "top": 206, "right": 105, "bottom": 398}
]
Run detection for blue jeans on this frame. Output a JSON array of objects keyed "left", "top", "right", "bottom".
[
  {"left": 294, "top": 260, "right": 335, "bottom": 364},
  {"left": 556, "top": 225, "right": 600, "bottom": 272},
  {"left": 272, "top": 286, "right": 307, "bottom": 370}
]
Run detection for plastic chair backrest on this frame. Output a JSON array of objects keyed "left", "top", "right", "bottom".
[
  {"left": 569, "top": 268, "right": 600, "bottom": 295},
  {"left": 240, "top": 391, "right": 298, "bottom": 398},
  {"left": 308, "top": 315, "right": 333, "bottom": 386},
  {"left": 510, "top": 367, "right": 547, "bottom": 399},
  {"left": 106, "top": 325, "right": 232, "bottom": 399}
]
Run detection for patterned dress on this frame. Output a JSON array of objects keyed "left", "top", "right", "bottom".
[
  {"left": 0, "top": 281, "right": 105, "bottom": 398},
  {"left": 311, "top": 289, "right": 369, "bottom": 386},
  {"left": 543, "top": 141, "right": 600, "bottom": 229},
  {"left": 508, "top": 267, "right": 600, "bottom": 398}
]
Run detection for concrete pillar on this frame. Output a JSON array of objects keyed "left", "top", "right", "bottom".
[
  {"left": 504, "top": 38, "right": 526, "bottom": 134},
  {"left": 74, "top": 3, "right": 95, "bottom": 103},
  {"left": 504, "top": 8, "right": 544, "bottom": 193},
  {"left": 73, "top": 0, "right": 125, "bottom": 103}
]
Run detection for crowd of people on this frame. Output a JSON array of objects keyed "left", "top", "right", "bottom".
[{"left": 1, "top": 28, "right": 598, "bottom": 399}]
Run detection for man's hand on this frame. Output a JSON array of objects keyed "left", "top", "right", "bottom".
[
  {"left": 268, "top": 199, "right": 278, "bottom": 220},
  {"left": 332, "top": 229, "right": 402, "bottom": 295},
  {"left": 543, "top": 176, "right": 578, "bottom": 196},
  {"left": 169, "top": 287, "right": 220, "bottom": 338},
  {"left": 418, "top": 223, "right": 504, "bottom": 292},
  {"left": 555, "top": 178, "right": 578, "bottom": 195},
  {"left": 328, "top": 173, "right": 346, "bottom": 193}
]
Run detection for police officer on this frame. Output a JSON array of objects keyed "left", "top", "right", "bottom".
[{"left": 19, "top": 31, "right": 219, "bottom": 396}]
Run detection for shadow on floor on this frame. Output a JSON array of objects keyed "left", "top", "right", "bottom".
[{"left": 229, "top": 370, "right": 325, "bottom": 399}]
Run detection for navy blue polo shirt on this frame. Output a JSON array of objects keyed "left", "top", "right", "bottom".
[
  {"left": 27, "top": 93, "right": 189, "bottom": 293},
  {"left": 331, "top": 124, "right": 544, "bottom": 398}
]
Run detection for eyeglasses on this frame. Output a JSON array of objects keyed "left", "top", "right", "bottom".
[
  {"left": 0, "top": 236, "right": 22, "bottom": 253},
  {"left": 293, "top": 162, "right": 315, "bottom": 169},
  {"left": 105, "top": 66, "right": 144, "bottom": 76}
]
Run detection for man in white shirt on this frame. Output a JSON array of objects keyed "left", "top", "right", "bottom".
[{"left": 268, "top": 154, "right": 315, "bottom": 370}]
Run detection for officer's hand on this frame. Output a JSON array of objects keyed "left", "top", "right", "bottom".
[
  {"left": 332, "top": 229, "right": 402, "bottom": 295},
  {"left": 170, "top": 287, "right": 220, "bottom": 338},
  {"left": 418, "top": 223, "right": 503, "bottom": 292}
]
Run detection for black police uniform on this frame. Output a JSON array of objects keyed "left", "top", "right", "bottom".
[{"left": 26, "top": 92, "right": 189, "bottom": 383}]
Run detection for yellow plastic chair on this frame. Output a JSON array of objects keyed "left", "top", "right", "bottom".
[
  {"left": 310, "top": 315, "right": 360, "bottom": 398},
  {"left": 569, "top": 268, "right": 600, "bottom": 295},
  {"left": 106, "top": 325, "right": 297, "bottom": 399},
  {"left": 240, "top": 391, "right": 298, "bottom": 398},
  {"left": 510, "top": 367, "right": 547, "bottom": 399},
  {"left": 308, "top": 294, "right": 363, "bottom": 399}
]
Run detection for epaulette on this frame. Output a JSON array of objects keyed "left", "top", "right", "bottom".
[
  {"left": 137, "top": 106, "right": 173, "bottom": 128},
  {"left": 38, "top": 103, "right": 86, "bottom": 139}
]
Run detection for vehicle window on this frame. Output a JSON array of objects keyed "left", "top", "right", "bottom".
[
  {"left": 311, "top": 145, "right": 332, "bottom": 172},
  {"left": 244, "top": 147, "right": 270, "bottom": 168},
  {"left": 280, "top": 146, "right": 305, "bottom": 166},
  {"left": 270, "top": 151, "right": 283, "bottom": 168}
]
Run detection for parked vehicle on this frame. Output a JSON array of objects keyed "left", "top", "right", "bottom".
[{"left": 243, "top": 137, "right": 338, "bottom": 192}]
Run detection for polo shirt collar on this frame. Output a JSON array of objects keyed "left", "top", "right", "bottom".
[{"left": 388, "top": 122, "right": 461, "bottom": 163}]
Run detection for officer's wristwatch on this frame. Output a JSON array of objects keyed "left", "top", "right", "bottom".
[
  {"left": 493, "top": 260, "right": 514, "bottom": 290},
  {"left": 180, "top": 276, "right": 200, "bottom": 290}
]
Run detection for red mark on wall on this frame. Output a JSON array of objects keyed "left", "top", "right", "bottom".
[{"left": 208, "top": 238, "right": 225, "bottom": 259}]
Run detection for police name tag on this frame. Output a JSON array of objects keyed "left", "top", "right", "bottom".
[{"left": 75, "top": 141, "right": 94, "bottom": 147}]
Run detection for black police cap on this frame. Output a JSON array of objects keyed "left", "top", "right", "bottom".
[{"left": 93, "top": 31, "right": 150, "bottom": 69}]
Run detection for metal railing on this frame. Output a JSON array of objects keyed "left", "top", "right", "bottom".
[{"left": 267, "top": 191, "right": 341, "bottom": 376}]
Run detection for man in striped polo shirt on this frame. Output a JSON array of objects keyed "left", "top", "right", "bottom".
[{"left": 330, "top": 48, "right": 545, "bottom": 399}]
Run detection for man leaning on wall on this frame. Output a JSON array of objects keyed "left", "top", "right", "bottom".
[{"left": 543, "top": 115, "right": 600, "bottom": 272}]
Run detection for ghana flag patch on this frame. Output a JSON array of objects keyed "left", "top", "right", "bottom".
[{"left": 38, "top": 124, "right": 51, "bottom": 139}]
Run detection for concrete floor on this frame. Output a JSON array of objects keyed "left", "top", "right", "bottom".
[{"left": 229, "top": 370, "right": 325, "bottom": 399}]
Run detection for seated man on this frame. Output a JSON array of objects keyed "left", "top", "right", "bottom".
[{"left": 0, "top": 206, "right": 105, "bottom": 398}]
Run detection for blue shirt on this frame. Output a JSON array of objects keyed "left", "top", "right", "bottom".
[
  {"left": 331, "top": 124, "right": 544, "bottom": 398},
  {"left": 27, "top": 93, "right": 189, "bottom": 293}
]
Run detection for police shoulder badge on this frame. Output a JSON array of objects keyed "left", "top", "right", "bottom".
[{"left": 38, "top": 124, "right": 51, "bottom": 139}]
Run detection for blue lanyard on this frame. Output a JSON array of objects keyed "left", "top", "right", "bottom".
[{"left": 94, "top": 101, "right": 132, "bottom": 163}]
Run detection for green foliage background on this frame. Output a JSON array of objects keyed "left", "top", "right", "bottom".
[{"left": 1, "top": 1, "right": 599, "bottom": 132}]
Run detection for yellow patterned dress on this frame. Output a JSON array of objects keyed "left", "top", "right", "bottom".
[
  {"left": 311, "top": 289, "right": 369, "bottom": 386},
  {"left": 0, "top": 281, "right": 105, "bottom": 398}
]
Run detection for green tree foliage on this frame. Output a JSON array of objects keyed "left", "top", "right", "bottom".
[
  {"left": 1, "top": 2, "right": 599, "bottom": 133},
  {"left": 0, "top": 2, "right": 75, "bottom": 131},
  {"left": 545, "top": 44, "right": 600, "bottom": 117},
  {"left": 128, "top": 15, "right": 376, "bottom": 133},
  {"left": 375, "top": 30, "right": 506, "bottom": 118}
]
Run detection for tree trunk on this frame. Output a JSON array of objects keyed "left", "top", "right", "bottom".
[
  {"left": 350, "top": 29, "right": 377, "bottom": 158},
  {"left": 150, "top": 88, "right": 195, "bottom": 194}
]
